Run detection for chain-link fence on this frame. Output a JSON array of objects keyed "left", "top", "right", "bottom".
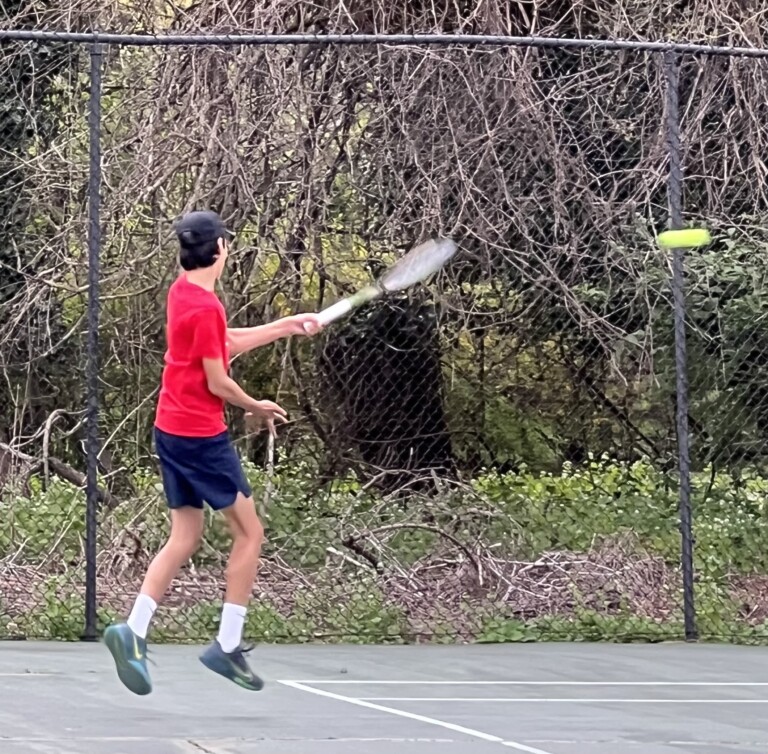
[{"left": 2, "top": 23, "right": 768, "bottom": 645}]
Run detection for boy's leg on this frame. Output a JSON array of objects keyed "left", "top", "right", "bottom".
[
  {"left": 135, "top": 507, "right": 206, "bottom": 617},
  {"left": 127, "top": 506, "right": 205, "bottom": 634},
  {"left": 199, "top": 492, "right": 265, "bottom": 690},
  {"left": 104, "top": 438, "right": 205, "bottom": 695},
  {"left": 105, "top": 507, "right": 204, "bottom": 695},
  {"left": 222, "top": 492, "right": 264, "bottom": 602}
]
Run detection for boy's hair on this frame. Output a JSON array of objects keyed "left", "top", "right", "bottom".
[
  {"left": 178, "top": 234, "right": 220, "bottom": 271},
  {"left": 174, "top": 210, "right": 233, "bottom": 271}
]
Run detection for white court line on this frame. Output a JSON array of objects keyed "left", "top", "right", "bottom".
[
  {"left": 527, "top": 741, "right": 768, "bottom": 748},
  {"left": 284, "top": 680, "right": 768, "bottom": 686},
  {"left": 279, "top": 680, "right": 555, "bottom": 754},
  {"left": 358, "top": 697, "right": 768, "bottom": 704}
]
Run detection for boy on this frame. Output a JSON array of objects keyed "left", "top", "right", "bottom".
[{"left": 104, "top": 210, "right": 321, "bottom": 695}]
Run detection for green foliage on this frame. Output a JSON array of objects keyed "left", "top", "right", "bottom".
[
  {"left": 0, "top": 478, "right": 86, "bottom": 562},
  {"left": 477, "top": 617, "right": 539, "bottom": 643},
  {"left": 247, "top": 603, "right": 317, "bottom": 644},
  {"left": 6, "top": 457, "right": 768, "bottom": 643},
  {"left": 150, "top": 600, "right": 319, "bottom": 644},
  {"left": 150, "top": 602, "right": 222, "bottom": 643},
  {"left": 642, "top": 227, "right": 768, "bottom": 471},
  {"left": 242, "top": 460, "right": 375, "bottom": 569},
  {"left": 477, "top": 606, "right": 768, "bottom": 647},
  {"left": 477, "top": 613, "right": 676, "bottom": 644},
  {"left": 473, "top": 458, "right": 679, "bottom": 560},
  {"left": 293, "top": 578, "right": 409, "bottom": 644},
  {"left": 17, "top": 575, "right": 85, "bottom": 641}
]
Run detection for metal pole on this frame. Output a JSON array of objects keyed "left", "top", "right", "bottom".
[
  {"left": 664, "top": 51, "right": 697, "bottom": 641},
  {"left": 82, "top": 42, "right": 103, "bottom": 642}
]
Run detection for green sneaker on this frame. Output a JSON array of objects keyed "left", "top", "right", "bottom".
[
  {"left": 103, "top": 623, "right": 152, "bottom": 696},
  {"left": 199, "top": 640, "right": 264, "bottom": 691}
]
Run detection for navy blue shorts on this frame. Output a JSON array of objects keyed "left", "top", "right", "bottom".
[{"left": 154, "top": 427, "right": 252, "bottom": 511}]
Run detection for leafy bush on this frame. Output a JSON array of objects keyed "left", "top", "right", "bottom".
[
  {"left": 0, "top": 478, "right": 86, "bottom": 562},
  {"left": 293, "top": 577, "right": 409, "bottom": 644},
  {"left": 4, "top": 457, "right": 768, "bottom": 643}
]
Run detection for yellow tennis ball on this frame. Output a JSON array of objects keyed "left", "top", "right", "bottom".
[{"left": 657, "top": 228, "right": 711, "bottom": 249}]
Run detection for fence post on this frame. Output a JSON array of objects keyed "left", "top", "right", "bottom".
[
  {"left": 664, "top": 51, "right": 697, "bottom": 642},
  {"left": 82, "top": 41, "right": 104, "bottom": 642}
]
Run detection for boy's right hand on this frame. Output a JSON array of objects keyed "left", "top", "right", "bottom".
[
  {"left": 245, "top": 399, "right": 287, "bottom": 438},
  {"left": 286, "top": 313, "right": 323, "bottom": 336}
]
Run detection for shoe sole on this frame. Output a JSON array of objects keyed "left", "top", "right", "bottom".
[
  {"left": 199, "top": 652, "right": 264, "bottom": 691},
  {"left": 104, "top": 628, "right": 152, "bottom": 696}
]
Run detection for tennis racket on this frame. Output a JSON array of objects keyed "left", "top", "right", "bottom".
[{"left": 309, "top": 237, "right": 458, "bottom": 330}]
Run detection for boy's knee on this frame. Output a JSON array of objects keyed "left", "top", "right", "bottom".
[
  {"left": 226, "top": 494, "right": 263, "bottom": 545},
  {"left": 240, "top": 517, "right": 263, "bottom": 552},
  {"left": 251, "top": 515, "right": 264, "bottom": 542},
  {"left": 168, "top": 532, "right": 202, "bottom": 557}
]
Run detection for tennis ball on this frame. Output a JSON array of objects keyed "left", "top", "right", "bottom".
[{"left": 657, "top": 228, "right": 711, "bottom": 249}]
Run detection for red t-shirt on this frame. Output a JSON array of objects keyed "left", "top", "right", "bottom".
[{"left": 154, "top": 275, "right": 229, "bottom": 437}]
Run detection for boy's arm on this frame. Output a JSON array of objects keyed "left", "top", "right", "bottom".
[
  {"left": 190, "top": 308, "right": 292, "bottom": 435},
  {"left": 227, "top": 313, "right": 322, "bottom": 356},
  {"left": 203, "top": 357, "right": 287, "bottom": 436}
]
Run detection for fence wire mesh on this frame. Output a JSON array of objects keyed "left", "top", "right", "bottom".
[{"left": 0, "top": 30, "right": 766, "bottom": 645}]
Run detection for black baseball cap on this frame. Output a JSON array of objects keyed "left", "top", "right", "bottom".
[{"left": 174, "top": 210, "right": 234, "bottom": 244}]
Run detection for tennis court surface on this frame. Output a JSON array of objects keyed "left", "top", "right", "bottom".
[{"left": 2, "top": 642, "right": 768, "bottom": 754}]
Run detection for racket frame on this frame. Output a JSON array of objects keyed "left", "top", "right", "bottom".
[{"left": 310, "top": 238, "right": 456, "bottom": 329}]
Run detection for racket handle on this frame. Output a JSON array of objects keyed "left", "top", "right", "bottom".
[
  {"left": 304, "top": 287, "right": 381, "bottom": 332},
  {"left": 318, "top": 299, "right": 355, "bottom": 324},
  {"left": 304, "top": 299, "right": 354, "bottom": 331}
]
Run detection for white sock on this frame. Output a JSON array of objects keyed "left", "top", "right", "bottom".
[
  {"left": 217, "top": 603, "right": 247, "bottom": 653},
  {"left": 127, "top": 594, "right": 157, "bottom": 640}
]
